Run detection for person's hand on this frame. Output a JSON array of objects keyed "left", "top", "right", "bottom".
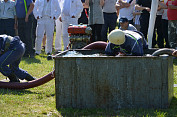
[
  {"left": 145, "top": 7, "right": 151, "bottom": 12},
  {"left": 14, "top": 23, "right": 17, "bottom": 29},
  {"left": 172, "top": 50, "right": 177, "bottom": 57},
  {"left": 25, "top": 15, "right": 29, "bottom": 22},
  {"left": 59, "top": 16, "right": 62, "bottom": 22}
]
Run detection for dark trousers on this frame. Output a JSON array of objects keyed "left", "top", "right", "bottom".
[
  {"left": 90, "top": 24, "right": 102, "bottom": 42},
  {"left": 78, "top": 8, "right": 89, "bottom": 24},
  {"left": 17, "top": 15, "right": 34, "bottom": 56},
  {"left": 101, "top": 12, "right": 117, "bottom": 42},
  {"left": 140, "top": 14, "right": 156, "bottom": 47},
  {"left": 161, "top": 19, "right": 170, "bottom": 48},
  {"left": 154, "top": 15, "right": 163, "bottom": 48},
  {"left": 0, "top": 19, "right": 15, "bottom": 36},
  {"left": 32, "top": 15, "right": 37, "bottom": 48}
]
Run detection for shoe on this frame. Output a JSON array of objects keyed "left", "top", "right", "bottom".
[
  {"left": 47, "top": 52, "right": 51, "bottom": 55},
  {"left": 25, "top": 73, "right": 36, "bottom": 81},
  {"left": 8, "top": 73, "right": 20, "bottom": 82},
  {"left": 23, "top": 54, "right": 29, "bottom": 57},
  {"left": 35, "top": 53, "right": 39, "bottom": 55},
  {"left": 30, "top": 53, "right": 35, "bottom": 58}
]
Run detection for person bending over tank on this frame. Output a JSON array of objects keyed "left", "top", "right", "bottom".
[
  {"left": 105, "top": 29, "right": 148, "bottom": 56},
  {"left": 0, "top": 35, "right": 36, "bottom": 82}
]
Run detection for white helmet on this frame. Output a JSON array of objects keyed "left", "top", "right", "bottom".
[{"left": 108, "top": 29, "right": 125, "bottom": 45}]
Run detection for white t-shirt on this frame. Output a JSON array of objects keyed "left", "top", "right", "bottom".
[{"left": 117, "top": 0, "right": 136, "bottom": 20}]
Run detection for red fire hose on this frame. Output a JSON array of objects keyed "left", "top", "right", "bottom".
[{"left": 0, "top": 70, "right": 55, "bottom": 89}]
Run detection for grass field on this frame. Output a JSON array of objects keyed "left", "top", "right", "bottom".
[{"left": 0, "top": 50, "right": 177, "bottom": 116}]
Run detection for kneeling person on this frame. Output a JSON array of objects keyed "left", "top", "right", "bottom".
[
  {"left": 0, "top": 35, "right": 36, "bottom": 82},
  {"left": 105, "top": 29, "right": 148, "bottom": 56}
]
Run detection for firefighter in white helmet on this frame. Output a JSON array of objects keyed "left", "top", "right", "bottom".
[{"left": 105, "top": 29, "right": 148, "bottom": 56}]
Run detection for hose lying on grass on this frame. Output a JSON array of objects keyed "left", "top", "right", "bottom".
[{"left": 0, "top": 71, "right": 55, "bottom": 89}]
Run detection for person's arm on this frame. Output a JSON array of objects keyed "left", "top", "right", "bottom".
[
  {"left": 158, "top": 1, "right": 168, "bottom": 9},
  {"left": 100, "top": 0, "right": 104, "bottom": 7},
  {"left": 85, "top": 0, "right": 89, "bottom": 6},
  {"left": 168, "top": 5, "right": 177, "bottom": 9},
  {"left": 135, "top": 4, "right": 150, "bottom": 12},
  {"left": 172, "top": 50, "right": 177, "bottom": 57},
  {"left": 115, "top": 0, "right": 130, "bottom": 10},
  {"left": 25, "top": 2, "right": 34, "bottom": 22}
]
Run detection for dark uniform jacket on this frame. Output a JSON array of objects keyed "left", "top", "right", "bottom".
[{"left": 105, "top": 30, "right": 148, "bottom": 56}]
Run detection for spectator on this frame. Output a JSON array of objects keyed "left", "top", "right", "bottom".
[
  {"left": 159, "top": 0, "right": 170, "bottom": 48},
  {"left": 55, "top": 0, "right": 63, "bottom": 52},
  {"left": 101, "top": 0, "right": 117, "bottom": 42},
  {"left": 59, "top": 0, "right": 83, "bottom": 50},
  {"left": 154, "top": 5, "right": 164, "bottom": 48},
  {"left": 133, "top": 4, "right": 141, "bottom": 31},
  {"left": 135, "top": 0, "right": 156, "bottom": 47},
  {"left": 119, "top": 17, "right": 137, "bottom": 31},
  {"left": 78, "top": 0, "right": 89, "bottom": 24},
  {"left": 166, "top": 0, "right": 177, "bottom": 49},
  {"left": 33, "top": 0, "right": 61, "bottom": 55},
  {"left": 85, "top": 0, "right": 104, "bottom": 42},
  {"left": 116, "top": 0, "right": 136, "bottom": 25},
  {"left": 0, "top": 0, "right": 17, "bottom": 37},
  {"left": 15, "top": 0, "right": 35, "bottom": 57}
]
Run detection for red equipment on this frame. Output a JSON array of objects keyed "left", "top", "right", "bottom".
[{"left": 68, "top": 24, "right": 92, "bottom": 49}]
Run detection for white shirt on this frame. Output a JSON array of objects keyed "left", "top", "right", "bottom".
[
  {"left": 117, "top": 0, "right": 136, "bottom": 20},
  {"left": 42, "top": 0, "right": 52, "bottom": 17},
  {"left": 0, "top": 0, "right": 16, "bottom": 19},
  {"left": 60, "top": 0, "right": 83, "bottom": 21}
]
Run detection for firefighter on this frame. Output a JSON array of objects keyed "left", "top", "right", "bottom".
[
  {"left": 105, "top": 29, "right": 148, "bottom": 56},
  {"left": 0, "top": 35, "right": 36, "bottom": 82}
]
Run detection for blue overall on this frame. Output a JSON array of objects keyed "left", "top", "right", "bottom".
[
  {"left": 105, "top": 30, "right": 148, "bottom": 56},
  {"left": 0, "top": 35, "right": 28, "bottom": 79}
]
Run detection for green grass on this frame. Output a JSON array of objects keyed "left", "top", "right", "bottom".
[{"left": 0, "top": 51, "right": 177, "bottom": 116}]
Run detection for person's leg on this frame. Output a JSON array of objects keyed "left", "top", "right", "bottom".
[
  {"left": 5, "top": 19, "right": 15, "bottom": 37},
  {"left": 62, "top": 20, "right": 70, "bottom": 50},
  {"left": 156, "top": 15, "right": 164, "bottom": 48},
  {"left": 55, "top": 19, "right": 62, "bottom": 51},
  {"left": 95, "top": 24, "right": 102, "bottom": 41},
  {"left": 168, "top": 20, "right": 177, "bottom": 49},
  {"left": 45, "top": 18, "right": 55, "bottom": 54},
  {"left": 109, "top": 13, "right": 117, "bottom": 33},
  {"left": 101, "top": 13, "right": 109, "bottom": 42},
  {"left": 24, "top": 15, "right": 34, "bottom": 57},
  {"left": 162, "top": 19, "right": 169, "bottom": 48},
  {"left": 35, "top": 18, "right": 45, "bottom": 54}
]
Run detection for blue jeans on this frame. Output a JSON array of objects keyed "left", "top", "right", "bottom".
[
  {"left": 0, "top": 41, "right": 28, "bottom": 79},
  {"left": 101, "top": 12, "right": 117, "bottom": 42}
]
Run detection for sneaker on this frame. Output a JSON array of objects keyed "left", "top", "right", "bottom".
[
  {"left": 8, "top": 73, "right": 20, "bottom": 82},
  {"left": 25, "top": 74, "right": 36, "bottom": 81}
]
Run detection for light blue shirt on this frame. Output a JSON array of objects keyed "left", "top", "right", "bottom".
[{"left": 0, "top": 0, "right": 16, "bottom": 19}]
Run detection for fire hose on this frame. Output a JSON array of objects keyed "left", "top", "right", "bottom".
[{"left": 0, "top": 71, "right": 55, "bottom": 89}]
